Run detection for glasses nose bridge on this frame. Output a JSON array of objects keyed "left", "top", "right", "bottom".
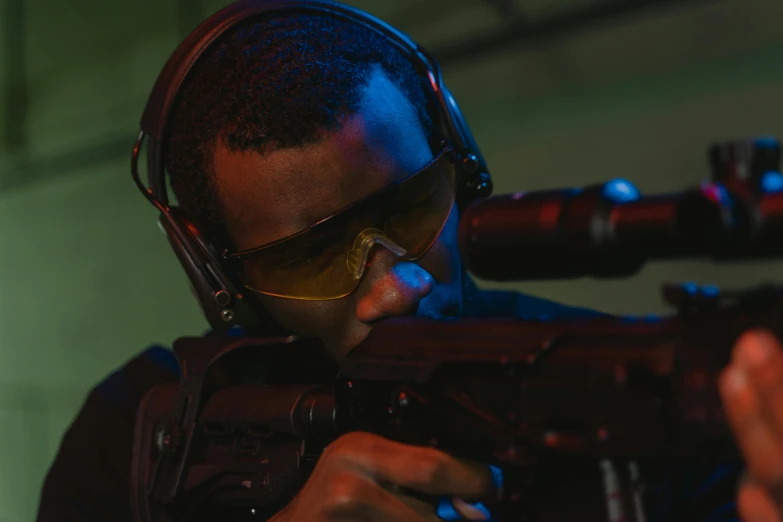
[{"left": 347, "top": 228, "right": 407, "bottom": 280}]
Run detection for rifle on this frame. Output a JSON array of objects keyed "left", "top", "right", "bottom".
[{"left": 131, "top": 138, "right": 783, "bottom": 522}]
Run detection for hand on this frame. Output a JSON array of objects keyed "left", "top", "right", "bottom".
[
  {"left": 719, "top": 329, "right": 783, "bottom": 522},
  {"left": 269, "top": 431, "right": 494, "bottom": 522}
]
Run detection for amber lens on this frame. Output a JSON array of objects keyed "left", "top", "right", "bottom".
[
  {"left": 385, "top": 154, "right": 456, "bottom": 258},
  {"left": 235, "top": 149, "right": 456, "bottom": 299}
]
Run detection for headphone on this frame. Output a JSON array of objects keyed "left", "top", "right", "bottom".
[{"left": 131, "top": 0, "right": 494, "bottom": 334}]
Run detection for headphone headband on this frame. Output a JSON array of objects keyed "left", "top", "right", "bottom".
[{"left": 142, "top": 0, "right": 427, "bottom": 143}]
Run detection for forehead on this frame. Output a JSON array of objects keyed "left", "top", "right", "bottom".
[{"left": 214, "top": 69, "right": 433, "bottom": 251}]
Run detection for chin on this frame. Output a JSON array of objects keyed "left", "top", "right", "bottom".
[{"left": 326, "top": 325, "right": 374, "bottom": 362}]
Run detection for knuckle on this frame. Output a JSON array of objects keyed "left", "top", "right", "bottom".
[
  {"left": 322, "top": 475, "right": 369, "bottom": 516},
  {"left": 322, "top": 434, "right": 352, "bottom": 460},
  {"left": 409, "top": 449, "right": 449, "bottom": 486},
  {"left": 323, "top": 432, "right": 380, "bottom": 462}
]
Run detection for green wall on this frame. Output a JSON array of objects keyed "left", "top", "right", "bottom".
[
  {"left": 447, "top": 0, "right": 783, "bottom": 312},
  {"left": 1, "top": 0, "right": 782, "bottom": 519},
  {"left": 0, "top": 158, "right": 208, "bottom": 520}
]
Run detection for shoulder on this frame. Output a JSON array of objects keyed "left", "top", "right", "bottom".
[
  {"left": 94, "top": 344, "right": 180, "bottom": 409},
  {"left": 37, "top": 344, "right": 179, "bottom": 522}
]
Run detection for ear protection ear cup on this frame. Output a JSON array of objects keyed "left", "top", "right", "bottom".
[
  {"left": 157, "top": 208, "right": 262, "bottom": 332},
  {"left": 443, "top": 86, "right": 493, "bottom": 205}
]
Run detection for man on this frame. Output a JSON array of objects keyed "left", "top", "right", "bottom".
[{"left": 36, "top": 4, "right": 783, "bottom": 522}]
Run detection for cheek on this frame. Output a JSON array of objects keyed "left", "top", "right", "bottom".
[
  {"left": 256, "top": 294, "right": 352, "bottom": 338},
  {"left": 417, "top": 203, "right": 462, "bottom": 283}
]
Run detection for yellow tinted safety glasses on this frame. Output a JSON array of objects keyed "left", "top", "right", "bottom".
[{"left": 225, "top": 146, "right": 456, "bottom": 300}]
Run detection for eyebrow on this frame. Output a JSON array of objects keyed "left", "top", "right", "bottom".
[{"left": 226, "top": 145, "right": 451, "bottom": 259}]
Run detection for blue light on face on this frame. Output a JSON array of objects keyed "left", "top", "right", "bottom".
[
  {"left": 761, "top": 171, "right": 783, "bottom": 194},
  {"left": 602, "top": 179, "right": 640, "bottom": 203}
]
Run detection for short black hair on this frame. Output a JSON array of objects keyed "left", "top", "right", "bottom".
[{"left": 164, "top": 11, "right": 434, "bottom": 248}]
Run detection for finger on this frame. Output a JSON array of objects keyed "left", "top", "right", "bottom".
[
  {"left": 719, "top": 364, "right": 783, "bottom": 485},
  {"left": 738, "top": 482, "right": 782, "bottom": 522},
  {"left": 388, "top": 484, "right": 493, "bottom": 521},
  {"left": 396, "top": 492, "right": 439, "bottom": 518},
  {"left": 434, "top": 498, "right": 491, "bottom": 521},
  {"left": 328, "top": 432, "right": 494, "bottom": 498},
  {"left": 733, "top": 330, "right": 783, "bottom": 440},
  {"left": 385, "top": 483, "right": 439, "bottom": 517},
  {"left": 323, "top": 473, "right": 439, "bottom": 522},
  {"left": 452, "top": 498, "right": 491, "bottom": 520}
]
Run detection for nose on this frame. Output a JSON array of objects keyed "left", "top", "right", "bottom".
[{"left": 355, "top": 247, "right": 434, "bottom": 324}]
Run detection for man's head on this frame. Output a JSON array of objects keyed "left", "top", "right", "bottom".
[{"left": 165, "top": 12, "right": 466, "bottom": 360}]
